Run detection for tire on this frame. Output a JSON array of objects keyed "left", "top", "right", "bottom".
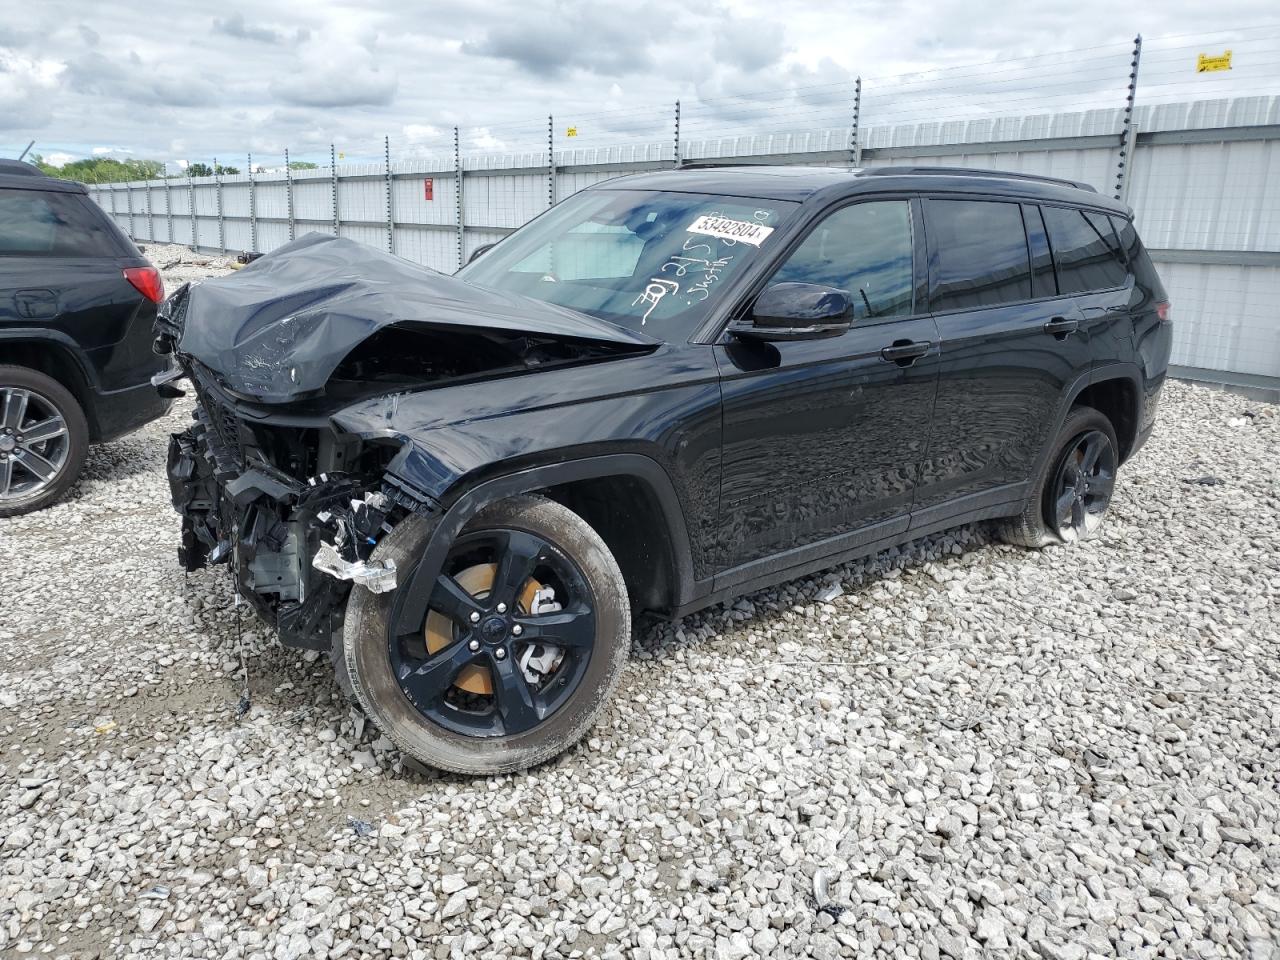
[
  {"left": 0, "top": 365, "right": 89, "bottom": 519},
  {"left": 997, "top": 405, "right": 1120, "bottom": 549},
  {"left": 343, "top": 495, "right": 631, "bottom": 775}
]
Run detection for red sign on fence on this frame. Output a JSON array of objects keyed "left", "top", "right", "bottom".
[{"left": 424, "top": 178, "right": 434, "bottom": 201}]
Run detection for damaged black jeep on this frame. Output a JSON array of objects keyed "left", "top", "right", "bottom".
[{"left": 158, "top": 166, "right": 1170, "bottom": 773}]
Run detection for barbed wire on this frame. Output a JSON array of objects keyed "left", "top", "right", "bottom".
[{"left": 16, "top": 24, "right": 1280, "bottom": 181}]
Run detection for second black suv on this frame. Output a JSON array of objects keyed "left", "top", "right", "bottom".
[
  {"left": 0, "top": 159, "right": 171, "bottom": 516},
  {"left": 157, "top": 165, "right": 1171, "bottom": 774}
]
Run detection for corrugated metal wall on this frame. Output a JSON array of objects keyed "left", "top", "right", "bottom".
[{"left": 87, "top": 97, "right": 1280, "bottom": 386}]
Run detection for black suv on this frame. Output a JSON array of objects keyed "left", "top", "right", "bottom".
[
  {"left": 0, "top": 159, "right": 171, "bottom": 516},
  {"left": 158, "top": 165, "right": 1171, "bottom": 774}
]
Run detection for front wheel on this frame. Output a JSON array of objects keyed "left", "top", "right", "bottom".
[
  {"left": 997, "top": 405, "right": 1119, "bottom": 548},
  {"left": 343, "top": 495, "right": 631, "bottom": 775}
]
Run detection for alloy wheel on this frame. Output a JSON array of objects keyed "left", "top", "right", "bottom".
[
  {"left": 389, "top": 528, "right": 597, "bottom": 738},
  {"left": 0, "top": 386, "right": 71, "bottom": 504},
  {"left": 1049, "top": 429, "right": 1116, "bottom": 542}
]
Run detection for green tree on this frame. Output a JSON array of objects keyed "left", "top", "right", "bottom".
[
  {"left": 288, "top": 160, "right": 319, "bottom": 170},
  {"left": 186, "top": 162, "right": 213, "bottom": 177},
  {"left": 31, "top": 155, "right": 164, "bottom": 184}
]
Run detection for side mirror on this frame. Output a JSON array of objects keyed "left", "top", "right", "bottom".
[
  {"left": 467, "top": 242, "right": 497, "bottom": 264},
  {"left": 732, "top": 282, "right": 853, "bottom": 342}
]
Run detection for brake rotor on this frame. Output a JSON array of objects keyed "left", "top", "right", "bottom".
[{"left": 424, "top": 562, "right": 542, "bottom": 696}]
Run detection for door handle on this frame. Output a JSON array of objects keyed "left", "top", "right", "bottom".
[
  {"left": 880, "top": 340, "right": 931, "bottom": 365},
  {"left": 1043, "top": 316, "right": 1079, "bottom": 339}
]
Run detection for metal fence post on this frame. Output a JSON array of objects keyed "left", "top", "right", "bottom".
[
  {"left": 547, "top": 115, "right": 555, "bottom": 208},
  {"left": 384, "top": 135, "right": 394, "bottom": 253},
  {"left": 108, "top": 182, "right": 117, "bottom": 225},
  {"left": 187, "top": 168, "right": 197, "bottom": 250},
  {"left": 165, "top": 175, "right": 174, "bottom": 243},
  {"left": 284, "top": 148, "right": 295, "bottom": 241},
  {"left": 1114, "top": 34, "right": 1142, "bottom": 200},
  {"left": 850, "top": 76, "right": 863, "bottom": 167},
  {"left": 330, "top": 144, "right": 340, "bottom": 237},
  {"left": 454, "top": 126, "right": 464, "bottom": 270},
  {"left": 674, "top": 100, "right": 681, "bottom": 166},
  {"left": 145, "top": 178, "right": 154, "bottom": 241},
  {"left": 124, "top": 183, "right": 134, "bottom": 239},
  {"left": 214, "top": 158, "right": 225, "bottom": 253},
  {"left": 248, "top": 152, "right": 257, "bottom": 253}
]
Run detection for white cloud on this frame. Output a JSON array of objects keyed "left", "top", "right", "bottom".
[
  {"left": 1, "top": 0, "right": 1276, "bottom": 164},
  {"left": 44, "top": 151, "right": 76, "bottom": 166}
]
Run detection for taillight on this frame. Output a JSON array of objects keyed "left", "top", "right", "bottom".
[
  {"left": 124, "top": 266, "right": 164, "bottom": 304},
  {"left": 1154, "top": 300, "right": 1171, "bottom": 323}
]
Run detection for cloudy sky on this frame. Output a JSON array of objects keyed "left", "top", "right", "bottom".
[{"left": 3, "top": 0, "right": 1278, "bottom": 169}]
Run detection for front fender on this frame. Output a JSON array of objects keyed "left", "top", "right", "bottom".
[{"left": 384, "top": 453, "right": 699, "bottom": 642}]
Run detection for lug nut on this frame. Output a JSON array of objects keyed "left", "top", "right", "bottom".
[
  {"left": 511, "top": 624, "right": 523, "bottom": 636},
  {"left": 496, "top": 602, "right": 507, "bottom": 613},
  {"left": 469, "top": 611, "right": 480, "bottom": 623},
  {"left": 494, "top": 648, "right": 507, "bottom": 660},
  {"left": 468, "top": 639, "right": 480, "bottom": 652}
]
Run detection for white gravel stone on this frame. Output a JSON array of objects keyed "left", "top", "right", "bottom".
[{"left": 0, "top": 248, "right": 1276, "bottom": 959}]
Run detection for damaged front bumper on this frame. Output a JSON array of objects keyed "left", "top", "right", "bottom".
[{"left": 164, "top": 362, "right": 437, "bottom": 650}]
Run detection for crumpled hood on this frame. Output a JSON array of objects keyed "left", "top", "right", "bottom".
[{"left": 159, "top": 233, "right": 656, "bottom": 403}]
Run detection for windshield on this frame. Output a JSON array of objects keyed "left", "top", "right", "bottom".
[{"left": 458, "top": 189, "right": 797, "bottom": 341}]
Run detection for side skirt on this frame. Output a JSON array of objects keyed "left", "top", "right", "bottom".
[{"left": 667, "top": 486, "right": 1026, "bottom": 621}]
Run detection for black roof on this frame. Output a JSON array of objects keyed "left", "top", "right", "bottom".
[
  {"left": 597, "top": 164, "right": 1127, "bottom": 214},
  {"left": 0, "top": 159, "right": 88, "bottom": 194}
]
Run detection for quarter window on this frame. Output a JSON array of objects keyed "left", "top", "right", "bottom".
[
  {"left": 767, "top": 200, "right": 914, "bottom": 320},
  {"left": 0, "top": 189, "right": 118, "bottom": 257},
  {"left": 925, "top": 200, "right": 1032, "bottom": 311},
  {"left": 1042, "top": 205, "right": 1128, "bottom": 293}
]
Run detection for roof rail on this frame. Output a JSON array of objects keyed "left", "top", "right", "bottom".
[
  {"left": 677, "top": 158, "right": 815, "bottom": 170},
  {"left": 862, "top": 165, "right": 1097, "bottom": 193},
  {"left": 0, "top": 159, "right": 45, "bottom": 178}
]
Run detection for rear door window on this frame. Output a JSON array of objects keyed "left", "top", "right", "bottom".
[
  {"left": 767, "top": 200, "right": 914, "bottom": 320},
  {"left": 1041, "top": 205, "right": 1128, "bottom": 293},
  {"left": 0, "top": 189, "right": 119, "bottom": 257},
  {"left": 924, "top": 199, "right": 1032, "bottom": 311}
]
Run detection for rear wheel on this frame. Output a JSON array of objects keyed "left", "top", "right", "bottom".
[
  {"left": 343, "top": 495, "right": 631, "bottom": 775},
  {"left": 0, "top": 366, "right": 88, "bottom": 519},
  {"left": 997, "top": 405, "right": 1119, "bottom": 548}
]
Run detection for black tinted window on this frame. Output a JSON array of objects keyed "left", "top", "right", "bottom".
[
  {"left": 1023, "top": 205, "right": 1057, "bottom": 298},
  {"left": 926, "top": 200, "right": 1031, "bottom": 311},
  {"left": 0, "top": 189, "right": 118, "bottom": 257},
  {"left": 1042, "top": 205, "right": 1128, "bottom": 294},
  {"left": 1110, "top": 215, "right": 1140, "bottom": 264},
  {"left": 769, "top": 200, "right": 914, "bottom": 320}
]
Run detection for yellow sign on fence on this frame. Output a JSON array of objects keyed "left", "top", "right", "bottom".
[
  {"left": 1197, "top": 50, "right": 1232, "bottom": 73},
  {"left": 566, "top": 127, "right": 578, "bottom": 137}
]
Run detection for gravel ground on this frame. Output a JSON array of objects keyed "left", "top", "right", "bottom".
[{"left": 1, "top": 244, "right": 1278, "bottom": 960}]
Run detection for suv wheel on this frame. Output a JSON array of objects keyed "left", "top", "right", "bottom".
[
  {"left": 997, "top": 405, "right": 1119, "bottom": 548},
  {"left": 343, "top": 495, "right": 631, "bottom": 775},
  {"left": 0, "top": 366, "right": 89, "bottom": 519}
]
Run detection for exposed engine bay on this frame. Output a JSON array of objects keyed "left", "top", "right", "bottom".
[{"left": 155, "top": 234, "right": 654, "bottom": 652}]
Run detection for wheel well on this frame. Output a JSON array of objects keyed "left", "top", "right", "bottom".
[
  {"left": 1, "top": 341, "right": 94, "bottom": 435},
  {"left": 541, "top": 474, "right": 678, "bottom": 616},
  {"left": 1074, "top": 378, "right": 1138, "bottom": 462}
]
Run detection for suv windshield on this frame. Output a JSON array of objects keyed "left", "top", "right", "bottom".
[{"left": 458, "top": 189, "right": 797, "bottom": 341}]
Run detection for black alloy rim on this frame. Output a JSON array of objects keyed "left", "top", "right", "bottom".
[
  {"left": 389, "top": 528, "right": 597, "bottom": 738},
  {"left": 1049, "top": 429, "right": 1116, "bottom": 541}
]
